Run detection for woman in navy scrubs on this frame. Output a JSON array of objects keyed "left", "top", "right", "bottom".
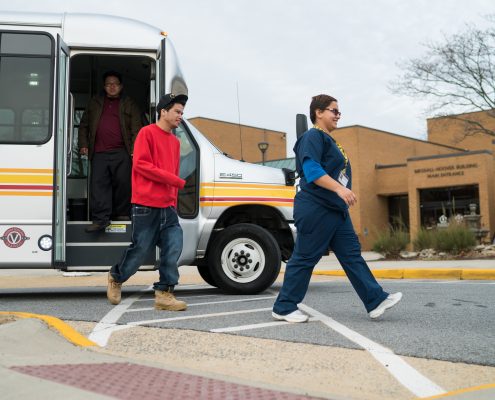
[{"left": 272, "top": 94, "right": 402, "bottom": 322}]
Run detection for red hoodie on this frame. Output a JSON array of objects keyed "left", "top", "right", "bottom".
[{"left": 131, "top": 124, "right": 185, "bottom": 208}]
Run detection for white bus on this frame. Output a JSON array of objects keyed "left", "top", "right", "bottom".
[{"left": 0, "top": 12, "right": 296, "bottom": 294}]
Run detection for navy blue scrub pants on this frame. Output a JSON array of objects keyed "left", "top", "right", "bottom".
[{"left": 273, "top": 197, "right": 388, "bottom": 315}]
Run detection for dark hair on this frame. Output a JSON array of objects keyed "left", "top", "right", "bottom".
[
  {"left": 103, "top": 70, "right": 122, "bottom": 84},
  {"left": 309, "top": 94, "right": 337, "bottom": 123}
]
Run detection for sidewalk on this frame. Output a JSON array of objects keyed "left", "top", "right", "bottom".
[
  {"left": 0, "top": 315, "right": 325, "bottom": 400},
  {"left": 311, "top": 252, "right": 495, "bottom": 280}
]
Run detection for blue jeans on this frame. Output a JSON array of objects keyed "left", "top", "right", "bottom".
[
  {"left": 111, "top": 205, "right": 183, "bottom": 291},
  {"left": 273, "top": 197, "right": 388, "bottom": 315}
]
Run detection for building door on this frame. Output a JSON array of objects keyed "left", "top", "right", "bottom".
[{"left": 388, "top": 195, "right": 409, "bottom": 230}]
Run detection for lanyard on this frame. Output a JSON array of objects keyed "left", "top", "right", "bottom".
[{"left": 313, "top": 125, "right": 349, "bottom": 169}]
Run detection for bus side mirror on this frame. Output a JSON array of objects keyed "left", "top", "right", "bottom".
[
  {"left": 296, "top": 114, "right": 308, "bottom": 139},
  {"left": 282, "top": 168, "right": 296, "bottom": 186}
]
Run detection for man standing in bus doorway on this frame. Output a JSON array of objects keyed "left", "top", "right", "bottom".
[
  {"left": 78, "top": 70, "right": 143, "bottom": 233},
  {"left": 107, "top": 93, "right": 188, "bottom": 311}
]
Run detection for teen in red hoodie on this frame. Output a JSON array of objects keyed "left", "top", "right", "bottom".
[{"left": 107, "top": 93, "right": 188, "bottom": 311}]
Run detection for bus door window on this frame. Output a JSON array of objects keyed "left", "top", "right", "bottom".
[{"left": 175, "top": 123, "right": 199, "bottom": 218}]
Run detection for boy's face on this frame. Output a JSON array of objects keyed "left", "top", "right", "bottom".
[{"left": 161, "top": 103, "right": 185, "bottom": 130}]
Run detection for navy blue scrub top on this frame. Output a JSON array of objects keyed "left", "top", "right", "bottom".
[{"left": 295, "top": 127, "right": 352, "bottom": 212}]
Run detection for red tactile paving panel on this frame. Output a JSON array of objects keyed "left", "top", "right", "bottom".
[{"left": 11, "top": 362, "right": 323, "bottom": 400}]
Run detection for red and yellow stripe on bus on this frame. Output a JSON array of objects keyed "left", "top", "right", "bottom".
[
  {"left": 200, "top": 182, "right": 295, "bottom": 207},
  {"left": 0, "top": 168, "right": 53, "bottom": 197}
]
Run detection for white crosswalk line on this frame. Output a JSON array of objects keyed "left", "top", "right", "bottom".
[
  {"left": 128, "top": 307, "right": 272, "bottom": 326},
  {"left": 298, "top": 303, "right": 446, "bottom": 398},
  {"left": 88, "top": 285, "right": 151, "bottom": 346},
  {"left": 211, "top": 317, "right": 318, "bottom": 333},
  {"left": 126, "top": 295, "right": 277, "bottom": 312}
]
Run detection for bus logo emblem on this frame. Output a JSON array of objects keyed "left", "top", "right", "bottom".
[{"left": 1, "top": 227, "right": 30, "bottom": 248}]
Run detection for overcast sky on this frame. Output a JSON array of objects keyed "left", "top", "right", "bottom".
[{"left": 1, "top": 0, "right": 493, "bottom": 155}]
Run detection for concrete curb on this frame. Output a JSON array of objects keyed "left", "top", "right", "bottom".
[
  {"left": 313, "top": 269, "right": 495, "bottom": 280},
  {"left": 0, "top": 311, "right": 97, "bottom": 347}
]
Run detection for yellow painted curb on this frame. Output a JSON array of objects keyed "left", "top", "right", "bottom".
[
  {"left": 403, "top": 269, "right": 461, "bottom": 279},
  {"left": 370, "top": 269, "right": 404, "bottom": 279},
  {"left": 418, "top": 382, "right": 495, "bottom": 399},
  {"left": 461, "top": 269, "right": 495, "bottom": 280},
  {"left": 0, "top": 311, "right": 97, "bottom": 347},
  {"left": 313, "top": 269, "right": 495, "bottom": 280}
]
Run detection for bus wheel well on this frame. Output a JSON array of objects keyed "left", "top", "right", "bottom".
[{"left": 210, "top": 205, "right": 294, "bottom": 261}]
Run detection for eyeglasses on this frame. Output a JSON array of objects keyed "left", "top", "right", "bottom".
[{"left": 325, "top": 108, "right": 341, "bottom": 117}]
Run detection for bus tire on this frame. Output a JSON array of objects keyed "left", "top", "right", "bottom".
[
  {"left": 196, "top": 265, "right": 218, "bottom": 287},
  {"left": 208, "top": 223, "right": 281, "bottom": 294}
]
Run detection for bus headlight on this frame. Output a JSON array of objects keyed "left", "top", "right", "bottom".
[{"left": 38, "top": 235, "right": 53, "bottom": 251}]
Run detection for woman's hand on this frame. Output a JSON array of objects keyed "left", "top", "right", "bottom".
[
  {"left": 335, "top": 186, "right": 357, "bottom": 207},
  {"left": 313, "top": 174, "right": 357, "bottom": 207}
]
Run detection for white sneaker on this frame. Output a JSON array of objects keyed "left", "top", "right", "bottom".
[
  {"left": 272, "top": 309, "right": 309, "bottom": 323},
  {"left": 369, "top": 292, "right": 403, "bottom": 319}
]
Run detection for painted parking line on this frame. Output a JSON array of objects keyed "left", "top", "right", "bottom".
[
  {"left": 211, "top": 317, "right": 318, "bottom": 333},
  {"left": 89, "top": 286, "right": 151, "bottom": 346},
  {"left": 126, "top": 295, "right": 277, "bottom": 312},
  {"left": 128, "top": 307, "right": 272, "bottom": 326},
  {"left": 298, "top": 303, "right": 446, "bottom": 398}
]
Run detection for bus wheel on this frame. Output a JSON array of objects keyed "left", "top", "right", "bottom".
[
  {"left": 209, "top": 223, "right": 281, "bottom": 294},
  {"left": 196, "top": 265, "right": 218, "bottom": 287}
]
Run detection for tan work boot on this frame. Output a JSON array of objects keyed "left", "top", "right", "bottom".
[
  {"left": 155, "top": 289, "right": 187, "bottom": 311},
  {"left": 107, "top": 273, "right": 122, "bottom": 305}
]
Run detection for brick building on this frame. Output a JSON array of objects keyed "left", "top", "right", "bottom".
[{"left": 188, "top": 117, "right": 286, "bottom": 163}]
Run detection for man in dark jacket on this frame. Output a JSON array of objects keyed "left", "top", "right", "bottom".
[{"left": 78, "top": 71, "right": 143, "bottom": 232}]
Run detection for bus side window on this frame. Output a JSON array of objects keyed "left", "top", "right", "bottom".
[
  {"left": 0, "top": 31, "right": 53, "bottom": 144},
  {"left": 21, "top": 108, "right": 49, "bottom": 142},
  {"left": 0, "top": 109, "right": 15, "bottom": 141}
]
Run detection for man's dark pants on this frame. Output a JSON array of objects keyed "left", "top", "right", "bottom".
[{"left": 90, "top": 148, "right": 131, "bottom": 224}]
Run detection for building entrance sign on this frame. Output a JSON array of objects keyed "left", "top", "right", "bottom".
[{"left": 414, "top": 163, "right": 479, "bottom": 179}]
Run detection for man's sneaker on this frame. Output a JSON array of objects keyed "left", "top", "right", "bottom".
[
  {"left": 107, "top": 273, "right": 122, "bottom": 305},
  {"left": 369, "top": 292, "right": 403, "bottom": 319},
  {"left": 155, "top": 290, "right": 187, "bottom": 311},
  {"left": 272, "top": 309, "right": 309, "bottom": 323},
  {"left": 85, "top": 221, "right": 110, "bottom": 233}
]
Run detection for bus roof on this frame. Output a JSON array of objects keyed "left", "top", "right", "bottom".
[{"left": 0, "top": 11, "right": 166, "bottom": 51}]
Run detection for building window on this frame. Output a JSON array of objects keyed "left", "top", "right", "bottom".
[
  {"left": 388, "top": 195, "right": 409, "bottom": 230},
  {"left": 419, "top": 185, "right": 479, "bottom": 229}
]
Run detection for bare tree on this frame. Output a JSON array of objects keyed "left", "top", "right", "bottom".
[{"left": 390, "top": 16, "right": 495, "bottom": 139}]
